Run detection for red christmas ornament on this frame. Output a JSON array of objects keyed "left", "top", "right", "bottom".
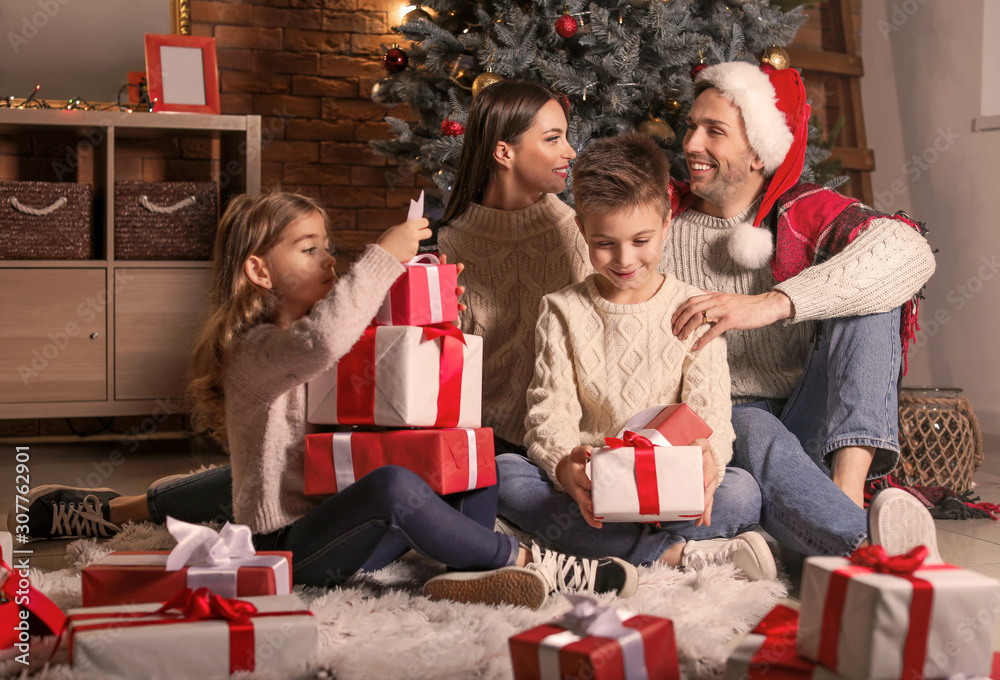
[
  {"left": 690, "top": 63, "right": 707, "bottom": 80},
  {"left": 555, "top": 12, "right": 578, "bottom": 38},
  {"left": 383, "top": 45, "right": 408, "bottom": 74},
  {"left": 441, "top": 118, "right": 465, "bottom": 137}
]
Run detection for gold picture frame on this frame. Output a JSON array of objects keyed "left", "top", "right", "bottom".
[{"left": 171, "top": 0, "right": 192, "bottom": 36}]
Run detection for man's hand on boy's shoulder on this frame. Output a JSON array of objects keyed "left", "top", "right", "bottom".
[
  {"left": 671, "top": 290, "right": 794, "bottom": 351},
  {"left": 556, "top": 446, "right": 602, "bottom": 529}
]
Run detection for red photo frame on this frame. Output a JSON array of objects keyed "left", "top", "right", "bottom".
[{"left": 144, "top": 34, "right": 220, "bottom": 114}]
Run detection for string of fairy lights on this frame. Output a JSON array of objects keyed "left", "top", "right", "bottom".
[{"left": 0, "top": 83, "right": 156, "bottom": 113}]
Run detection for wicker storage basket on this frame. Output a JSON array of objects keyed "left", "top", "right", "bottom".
[
  {"left": 114, "top": 181, "right": 218, "bottom": 260},
  {"left": 897, "top": 387, "right": 983, "bottom": 492},
  {"left": 0, "top": 181, "right": 93, "bottom": 259}
]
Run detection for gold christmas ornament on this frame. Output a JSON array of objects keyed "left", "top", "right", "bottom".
[
  {"left": 472, "top": 71, "right": 504, "bottom": 97},
  {"left": 762, "top": 45, "right": 790, "bottom": 70},
  {"left": 402, "top": 4, "right": 432, "bottom": 24},
  {"left": 638, "top": 116, "right": 675, "bottom": 144}
]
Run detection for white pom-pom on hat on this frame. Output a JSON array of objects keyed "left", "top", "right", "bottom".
[{"left": 728, "top": 222, "right": 773, "bottom": 269}]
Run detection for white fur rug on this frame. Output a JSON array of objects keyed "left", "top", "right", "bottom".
[{"left": 0, "top": 523, "right": 786, "bottom": 680}]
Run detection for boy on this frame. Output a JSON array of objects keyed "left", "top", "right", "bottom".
[{"left": 495, "top": 131, "right": 776, "bottom": 580}]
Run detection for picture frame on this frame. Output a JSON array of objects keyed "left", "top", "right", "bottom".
[{"left": 144, "top": 33, "right": 220, "bottom": 114}]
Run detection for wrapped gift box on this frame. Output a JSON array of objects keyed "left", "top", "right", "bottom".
[
  {"left": 509, "top": 597, "right": 679, "bottom": 680},
  {"left": 305, "top": 427, "right": 496, "bottom": 496},
  {"left": 307, "top": 324, "right": 482, "bottom": 428},
  {"left": 619, "top": 403, "right": 713, "bottom": 446},
  {"left": 726, "top": 605, "right": 849, "bottom": 680},
  {"left": 797, "top": 547, "right": 1000, "bottom": 680},
  {"left": 67, "top": 589, "right": 316, "bottom": 678},
  {"left": 590, "top": 434, "right": 703, "bottom": 523},
  {"left": 376, "top": 255, "right": 458, "bottom": 326},
  {"left": 82, "top": 550, "right": 292, "bottom": 607},
  {"left": 1, "top": 555, "right": 66, "bottom": 650}
]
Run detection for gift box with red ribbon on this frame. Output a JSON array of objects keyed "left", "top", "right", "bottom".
[
  {"left": 509, "top": 595, "right": 680, "bottom": 680},
  {"left": 797, "top": 545, "right": 1000, "bottom": 680},
  {"left": 376, "top": 254, "right": 459, "bottom": 327},
  {"left": 82, "top": 519, "right": 292, "bottom": 607},
  {"left": 304, "top": 427, "right": 495, "bottom": 496},
  {"left": 67, "top": 588, "right": 316, "bottom": 677},
  {"left": 589, "top": 431, "right": 704, "bottom": 523},
  {"left": 1, "top": 555, "right": 66, "bottom": 652},
  {"left": 726, "top": 605, "right": 850, "bottom": 680},
  {"left": 306, "top": 324, "right": 482, "bottom": 428}
]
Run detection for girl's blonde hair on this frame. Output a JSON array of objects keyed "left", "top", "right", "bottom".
[
  {"left": 442, "top": 80, "right": 567, "bottom": 224},
  {"left": 187, "top": 191, "right": 329, "bottom": 445}
]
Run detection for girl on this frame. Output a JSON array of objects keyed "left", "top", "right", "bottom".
[{"left": 17, "top": 191, "right": 636, "bottom": 609}]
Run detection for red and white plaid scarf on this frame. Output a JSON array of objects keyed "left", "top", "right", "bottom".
[{"left": 669, "top": 180, "right": 926, "bottom": 374}]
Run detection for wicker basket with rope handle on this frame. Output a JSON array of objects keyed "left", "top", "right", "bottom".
[{"left": 896, "top": 388, "right": 983, "bottom": 492}]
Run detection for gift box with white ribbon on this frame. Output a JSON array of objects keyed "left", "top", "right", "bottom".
[
  {"left": 81, "top": 518, "right": 291, "bottom": 607},
  {"left": 509, "top": 595, "right": 679, "bottom": 680},
  {"left": 67, "top": 588, "right": 316, "bottom": 677},
  {"left": 306, "top": 324, "right": 482, "bottom": 428},
  {"left": 797, "top": 546, "right": 1000, "bottom": 680},
  {"left": 376, "top": 253, "right": 458, "bottom": 326},
  {"left": 304, "top": 427, "right": 496, "bottom": 496}
]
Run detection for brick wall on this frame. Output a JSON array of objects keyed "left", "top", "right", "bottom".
[{"left": 191, "top": 0, "right": 428, "bottom": 268}]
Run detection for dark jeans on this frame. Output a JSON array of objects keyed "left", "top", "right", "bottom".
[{"left": 149, "top": 464, "right": 516, "bottom": 587}]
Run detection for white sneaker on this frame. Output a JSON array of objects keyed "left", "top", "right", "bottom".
[
  {"left": 526, "top": 543, "right": 638, "bottom": 598},
  {"left": 680, "top": 533, "right": 777, "bottom": 581},
  {"left": 868, "top": 488, "right": 943, "bottom": 563}
]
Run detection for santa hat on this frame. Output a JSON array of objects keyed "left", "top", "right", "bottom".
[{"left": 694, "top": 61, "right": 810, "bottom": 269}]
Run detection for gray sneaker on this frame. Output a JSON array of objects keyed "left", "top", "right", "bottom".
[
  {"left": 526, "top": 543, "right": 639, "bottom": 598},
  {"left": 8, "top": 485, "right": 121, "bottom": 540},
  {"left": 680, "top": 533, "right": 778, "bottom": 581},
  {"left": 868, "top": 488, "right": 943, "bottom": 563}
]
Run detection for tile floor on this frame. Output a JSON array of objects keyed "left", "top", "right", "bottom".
[{"left": 2, "top": 432, "right": 999, "bottom": 649}]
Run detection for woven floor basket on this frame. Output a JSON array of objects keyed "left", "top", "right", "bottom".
[
  {"left": 896, "top": 387, "right": 983, "bottom": 492},
  {"left": 115, "top": 181, "right": 218, "bottom": 260},
  {"left": 0, "top": 181, "right": 93, "bottom": 259}
]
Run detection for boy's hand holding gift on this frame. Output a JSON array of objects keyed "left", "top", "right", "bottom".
[
  {"left": 556, "top": 445, "right": 600, "bottom": 529},
  {"left": 693, "top": 438, "right": 720, "bottom": 527}
]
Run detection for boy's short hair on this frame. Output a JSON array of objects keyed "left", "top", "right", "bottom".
[{"left": 572, "top": 131, "right": 672, "bottom": 220}]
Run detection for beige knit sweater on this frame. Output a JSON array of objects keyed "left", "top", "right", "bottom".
[
  {"left": 662, "top": 201, "right": 936, "bottom": 402},
  {"left": 439, "top": 193, "right": 591, "bottom": 445},
  {"left": 524, "top": 274, "right": 735, "bottom": 488},
  {"left": 224, "top": 244, "right": 405, "bottom": 534}
]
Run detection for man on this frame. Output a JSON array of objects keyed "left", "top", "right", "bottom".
[{"left": 665, "top": 61, "right": 936, "bottom": 557}]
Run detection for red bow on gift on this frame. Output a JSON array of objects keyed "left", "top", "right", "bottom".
[
  {"left": 156, "top": 587, "right": 258, "bottom": 623},
  {"left": 603, "top": 431, "right": 660, "bottom": 516},
  {"left": 848, "top": 544, "right": 928, "bottom": 575}
]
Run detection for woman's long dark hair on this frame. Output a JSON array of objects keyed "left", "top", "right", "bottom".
[{"left": 442, "top": 80, "right": 567, "bottom": 224}]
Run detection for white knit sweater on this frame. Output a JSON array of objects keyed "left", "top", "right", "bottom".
[
  {"left": 524, "top": 274, "right": 735, "bottom": 487},
  {"left": 662, "top": 201, "right": 936, "bottom": 402},
  {"left": 224, "top": 245, "right": 405, "bottom": 534},
  {"left": 438, "top": 193, "right": 591, "bottom": 445}
]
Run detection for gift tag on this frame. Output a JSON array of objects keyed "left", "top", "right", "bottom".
[{"left": 407, "top": 190, "right": 425, "bottom": 222}]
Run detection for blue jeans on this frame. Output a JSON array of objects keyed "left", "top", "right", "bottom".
[
  {"left": 730, "top": 308, "right": 902, "bottom": 557},
  {"left": 496, "top": 454, "right": 762, "bottom": 566},
  {"left": 149, "top": 464, "right": 517, "bottom": 588}
]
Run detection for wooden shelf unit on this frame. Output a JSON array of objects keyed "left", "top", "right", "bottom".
[{"left": 0, "top": 110, "right": 261, "bottom": 419}]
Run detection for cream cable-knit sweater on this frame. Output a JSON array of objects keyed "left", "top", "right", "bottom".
[
  {"left": 524, "top": 274, "right": 735, "bottom": 488},
  {"left": 662, "top": 201, "right": 936, "bottom": 403},
  {"left": 225, "top": 245, "right": 405, "bottom": 534},
  {"left": 439, "top": 193, "right": 591, "bottom": 446}
]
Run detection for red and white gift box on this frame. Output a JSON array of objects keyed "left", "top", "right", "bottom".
[
  {"left": 304, "top": 427, "right": 496, "bottom": 496},
  {"left": 307, "top": 323, "right": 482, "bottom": 428},
  {"left": 726, "top": 605, "right": 849, "bottom": 680},
  {"left": 797, "top": 546, "right": 1000, "bottom": 680},
  {"left": 82, "top": 519, "right": 292, "bottom": 607},
  {"left": 589, "top": 403, "right": 711, "bottom": 523},
  {"left": 376, "top": 254, "right": 459, "bottom": 326},
  {"left": 67, "top": 588, "right": 316, "bottom": 677},
  {"left": 509, "top": 595, "right": 679, "bottom": 680}
]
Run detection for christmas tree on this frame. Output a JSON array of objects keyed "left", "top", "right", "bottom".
[{"left": 371, "top": 0, "right": 840, "bottom": 215}]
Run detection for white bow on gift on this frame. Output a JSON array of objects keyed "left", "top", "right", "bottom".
[
  {"left": 163, "top": 517, "right": 290, "bottom": 598},
  {"left": 539, "top": 594, "right": 648, "bottom": 680}
]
